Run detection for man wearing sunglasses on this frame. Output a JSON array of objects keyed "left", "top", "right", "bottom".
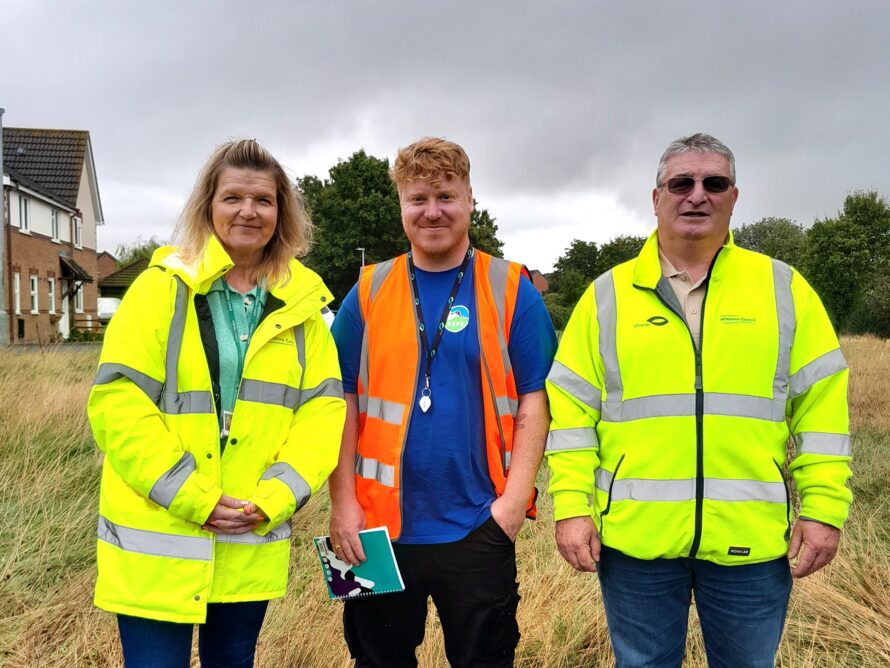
[{"left": 545, "top": 133, "right": 852, "bottom": 666}]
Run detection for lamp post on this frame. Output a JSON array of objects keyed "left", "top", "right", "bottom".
[{"left": 356, "top": 247, "right": 365, "bottom": 267}]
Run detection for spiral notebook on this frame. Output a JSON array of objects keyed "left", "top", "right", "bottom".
[{"left": 314, "top": 526, "right": 405, "bottom": 600}]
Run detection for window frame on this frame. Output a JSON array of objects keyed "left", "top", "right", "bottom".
[
  {"left": 73, "top": 216, "right": 83, "bottom": 249},
  {"left": 74, "top": 283, "right": 84, "bottom": 313},
  {"left": 19, "top": 196, "right": 31, "bottom": 232},
  {"left": 13, "top": 272, "right": 21, "bottom": 315},
  {"left": 48, "top": 277, "right": 56, "bottom": 315},
  {"left": 51, "top": 209, "right": 61, "bottom": 242},
  {"left": 29, "top": 275, "right": 39, "bottom": 314}
]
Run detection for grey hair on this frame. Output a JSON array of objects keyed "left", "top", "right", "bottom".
[{"left": 656, "top": 133, "right": 736, "bottom": 186}]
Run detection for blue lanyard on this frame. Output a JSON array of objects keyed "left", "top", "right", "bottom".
[{"left": 406, "top": 247, "right": 474, "bottom": 411}]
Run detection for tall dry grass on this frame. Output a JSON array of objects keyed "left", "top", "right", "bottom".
[{"left": 0, "top": 336, "right": 888, "bottom": 667}]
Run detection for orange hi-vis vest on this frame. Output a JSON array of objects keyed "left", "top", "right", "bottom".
[{"left": 355, "top": 250, "right": 536, "bottom": 539}]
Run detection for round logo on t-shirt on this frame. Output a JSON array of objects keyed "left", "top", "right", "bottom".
[{"left": 445, "top": 305, "right": 470, "bottom": 333}]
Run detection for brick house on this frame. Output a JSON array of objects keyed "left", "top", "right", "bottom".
[
  {"left": 96, "top": 250, "right": 118, "bottom": 280},
  {"left": 528, "top": 269, "right": 549, "bottom": 295},
  {"left": 2, "top": 128, "right": 104, "bottom": 343}
]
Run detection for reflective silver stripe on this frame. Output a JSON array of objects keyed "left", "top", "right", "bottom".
[
  {"left": 704, "top": 393, "right": 786, "bottom": 422},
  {"left": 298, "top": 378, "right": 345, "bottom": 406},
  {"left": 365, "top": 396, "right": 405, "bottom": 425},
  {"left": 595, "top": 467, "right": 613, "bottom": 491},
  {"left": 93, "top": 363, "right": 163, "bottom": 404},
  {"left": 159, "top": 390, "right": 214, "bottom": 415},
  {"left": 505, "top": 450, "right": 512, "bottom": 469},
  {"left": 772, "top": 260, "right": 795, "bottom": 401},
  {"left": 239, "top": 379, "right": 300, "bottom": 409},
  {"left": 794, "top": 432, "right": 852, "bottom": 456},
  {"left": 370, "top": 258, "right": 396, "bottom": 302},
  {"left": 595, "top": 272, "right": 622, "bottom": 402},
  {"left": 355, "top": 453, "right": 395, "bottom": 487},
  {"left": 602, "top": 394, "right": 694, "bottom": 422},
  {"left": 487, "top": 256, "right": 514, "bottom": 381},
  {"left": 705, "top": 478, "right": 787, "bottom": 503},
  {"left": 164, "top": 276, "right": 188, "bottom": 396},
  {"left": 359, "top": 307, "right": 370, "bottom": 399},
  {"left": 546, "top": 427, "right": 598, "bottom": 452},
  {"left": 97, "top": 515, "right": 212, "bottom": 561},
  {"left": 216, "top": 521, "right": 293, "bottom": 544},
  {"left": 148, "top": 452, "right": 197, "bottom": 508},
  {"left": 599, "top": 392, "right": 785, "bottom": 422},
  {"left": 789, "top": 348, "right": 847, "bottom": 399},
  {"left": 595, "top": 476, "right": 786, "bottom": 503},
  {"left": 495, "top": 394, "right": 518, "bottom": 418},
  {"left": 261, "top": 462, "right": 311, "bottom": 511},
  {"left": 547, "top": 360, "right": 602, "bottom": 413},
  {"left": 155, "top": 276, "right": 214, "bottom": 415}
]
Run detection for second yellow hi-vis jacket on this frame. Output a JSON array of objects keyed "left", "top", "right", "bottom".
[
  {"left": 88, "top": 236, "right": 345, "bottom": 623},
  {"left": 546, "top": 231, "right": 852, "bottom": 566}
]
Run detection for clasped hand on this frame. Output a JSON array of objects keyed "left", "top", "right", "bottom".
[{"left": 202, "top": 494, "right": 266, "bottom": 534}]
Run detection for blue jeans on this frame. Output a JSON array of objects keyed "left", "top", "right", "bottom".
[
  {"left": 117, "top": 600, "right": 268, "bottom": 668},
  {"left": 597, "top": 546, "right": 792, "bottom": 668}
]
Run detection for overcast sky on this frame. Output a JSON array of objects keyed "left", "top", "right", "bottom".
[{"left": 3, "top": 1, "right": 888, "bottom": 272}]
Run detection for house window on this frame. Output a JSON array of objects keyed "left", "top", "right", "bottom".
[
  {"left": 30, "top": 276, "right": 39, "bottom": 314},
  {"left": 75, "top": 283, "right": 84, "bottom": 313},
  {"left": 19, "top": 196, "right": 30, "bottom": 232},
  {"left": 48, "top": 278, "right": 56, "bottom": 315},
  {"left": 13, "top": 272, "right": 21, "bottom": 315},
  {"left": 73, "top": 217, "right": 83, "bottom": 249},
  {"left": 51, "top": 210, "right": 61, "bottom": 241}
]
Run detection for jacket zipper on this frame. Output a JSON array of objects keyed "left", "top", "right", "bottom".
[{"left": 647, "top": 249, "right": 721, "bottom": 558}]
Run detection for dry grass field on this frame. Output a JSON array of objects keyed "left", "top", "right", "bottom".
[{"left": 0, "top": 336, "right": 888, "bottom": 667}]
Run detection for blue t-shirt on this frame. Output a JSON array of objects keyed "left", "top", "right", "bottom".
[{"left": 332, "top": 258, "right": 557, "bottom": 544}]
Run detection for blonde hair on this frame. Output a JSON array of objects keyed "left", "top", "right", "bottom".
[
  {"left": 391, "top": 137, "right": 470, "bottom": 188},
  {"left": 174, "top": 139, "right": 312, "bottom": 286}
]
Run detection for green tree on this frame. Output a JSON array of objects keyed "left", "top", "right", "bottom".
[
  {"left": 838, "top": 190, "right": 890, "bottom": 271},
  {"left": 469, "top": 203, "right": 504, "bottom": 257},
  {"left": 595, "top": 235, "right": 646, "bottom": 275},
  {"left": 299, "top": 151, "right": 405, "bottom": 301},
  {"left": 804, "top": 190, "right": 890, "bottom": 333},
  {"left": 115, "top": 236, "right": 166, "bottom": 267},
  {"left": 804, "top": 218, "right": 870, "bottom": 331},
  {"left": 553, "top": 239, "right": 599, "bottom": 281},
  {"left": 733, "top": 218, "right": 806, "bottom": 266}
]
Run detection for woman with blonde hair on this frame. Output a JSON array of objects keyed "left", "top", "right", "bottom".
[{"left": 88, "top": 139, "right": 345, "bottom": 667}]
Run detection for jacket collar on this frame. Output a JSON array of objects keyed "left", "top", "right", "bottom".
[
  {"left": 151, "top": 235, "right": 334, "bottom": 320},
  {"left": 633, "top": 228, "right": 737, "bottom": 289}
]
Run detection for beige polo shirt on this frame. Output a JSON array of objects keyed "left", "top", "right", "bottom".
[{"left": 658, "top": 247, "right": 707, "bottom": 349}]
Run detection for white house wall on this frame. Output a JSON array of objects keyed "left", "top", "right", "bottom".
[
  {"left": 76, "top": 162, "right": 98, "bottom": 250},
  {"left": 7, "top": 188, "right": 72, "bottom": 244}
]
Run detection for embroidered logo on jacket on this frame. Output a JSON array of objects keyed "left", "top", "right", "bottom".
[
  {"left": 634, "top": 315, "right": 669, "bottom": 329},
  {"left": 719, "top": 314, "right": 757, "bottom": 325}
]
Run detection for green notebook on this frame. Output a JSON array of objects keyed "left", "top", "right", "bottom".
[{"left": 314, "top": 526, "right": 405, "bottom": 600}]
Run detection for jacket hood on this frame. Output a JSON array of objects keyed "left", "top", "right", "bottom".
[{"left": 150, "top": 235, "right": 335, "bottom": 314}]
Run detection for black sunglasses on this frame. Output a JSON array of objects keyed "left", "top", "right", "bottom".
[{"left": 661, "top": 176, "right": 733, "bottom": 195}]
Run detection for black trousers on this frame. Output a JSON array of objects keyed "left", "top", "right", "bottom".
[{"left": 343, "top": 516, "right": 520, "bottom": 668}]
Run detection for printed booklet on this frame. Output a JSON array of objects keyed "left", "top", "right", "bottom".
[{"left": 314, "top": 526, "right": 405, "bottom": 600}]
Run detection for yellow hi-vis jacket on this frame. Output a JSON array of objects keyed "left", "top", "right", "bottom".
[
  {"left": 546, "top": 231, "right": 852, "bottom": 566},
  {"left": 88, "top": 236, "right": 345, "bottom": 623}
]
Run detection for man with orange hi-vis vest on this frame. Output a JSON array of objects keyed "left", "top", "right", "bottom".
[
  {"left": 546, "top": 133, "right": 852, "bottom": 667},
  {"left": 328, "top": 137, "right": 557, "bottom": 667}
]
